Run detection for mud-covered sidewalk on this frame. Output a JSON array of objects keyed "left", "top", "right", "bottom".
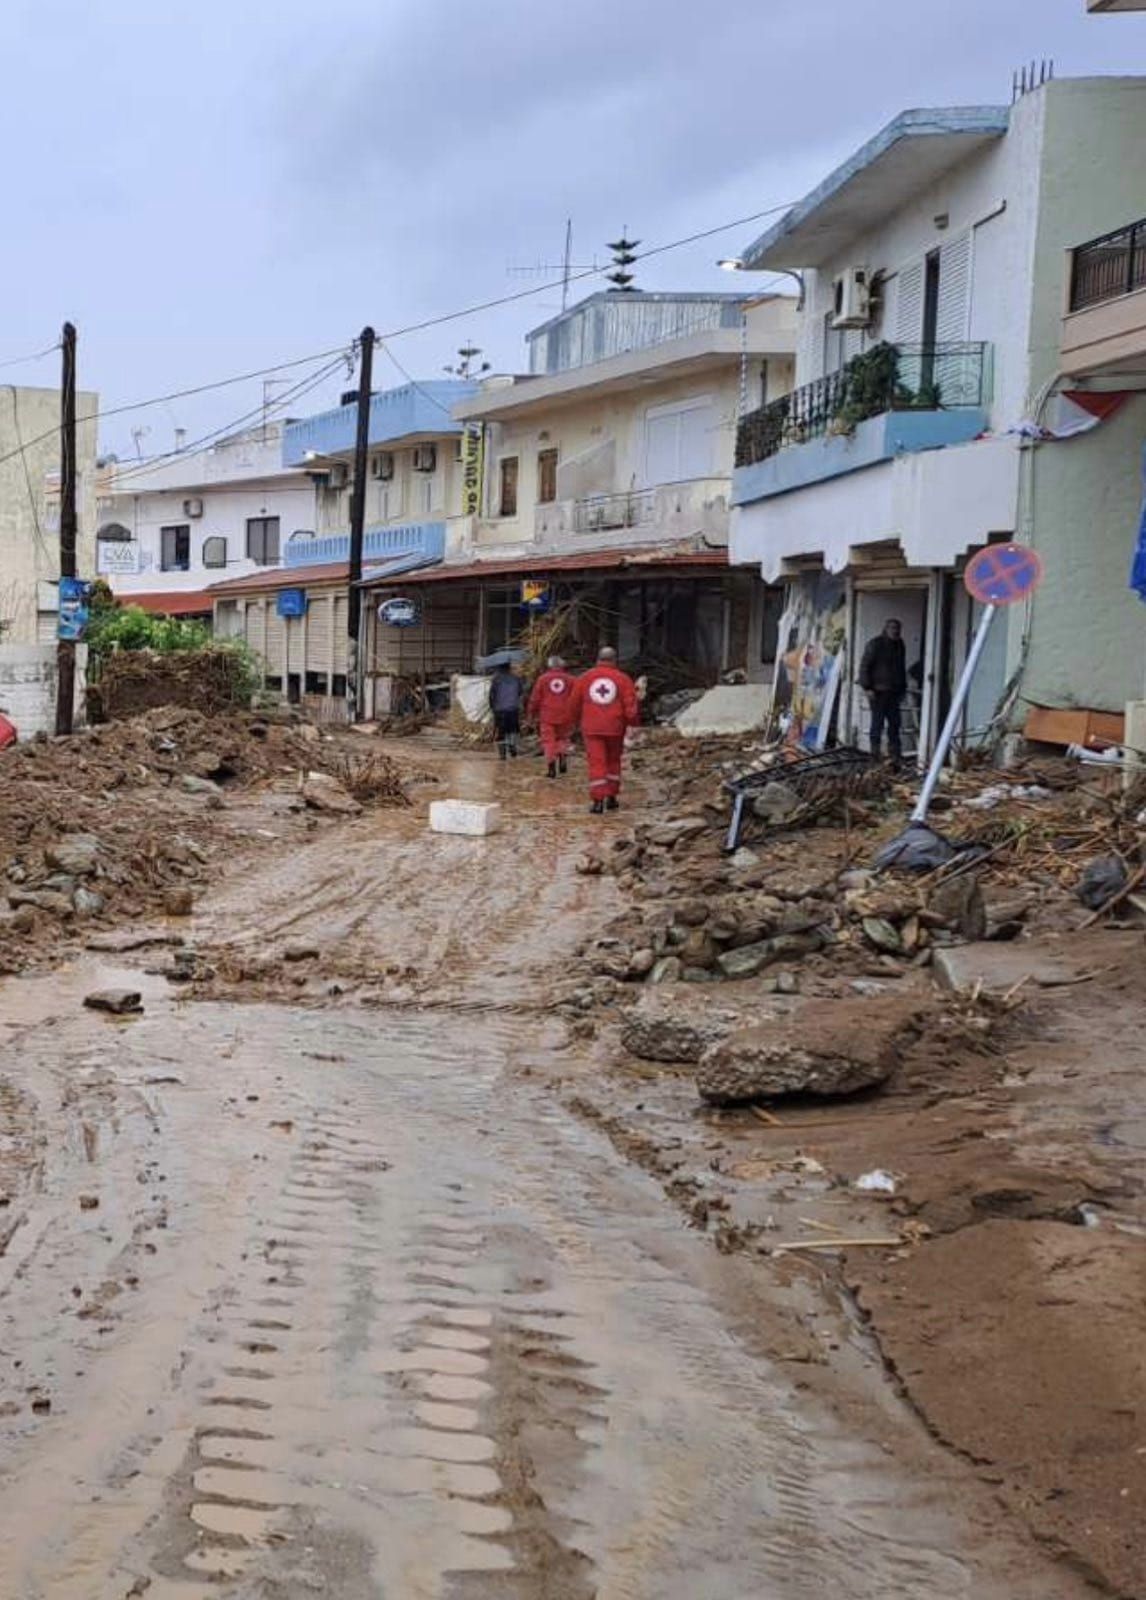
[{"left": 0, "top": 725, "right": 1141, "bottom": 1596}]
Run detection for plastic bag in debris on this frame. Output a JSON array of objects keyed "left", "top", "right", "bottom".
[
  {"left": 1076, "top": 855, "right": 1127, "bottom": 910},
  {"left": 854, "top": 1169, "right": 897, "bottom": 1194},
  {"left": 873, "top": 823, "right": 961, "bottom": 873},
  {"left": 963, "top": 783, "right": 1053, "bottom": 810}
]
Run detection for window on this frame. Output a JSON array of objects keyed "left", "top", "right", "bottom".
[
  {"left": 642, "top": 397, "right": 715, "bottom": 486},
  {"left": 202, "top": 535, "right": 227, "bottom": 569},
  {"left": 160, "top": 524, "right": 190, "bottom": 572},
  {"left": 304, "top": 671, "right": 329, "bottom": 695},
  {"left": 246, "top": 516, "right": 280, "bottom": 565},
  {"left": 498, "top": 456, "right": 519, "bottom": 517},
  {"left": 537, "top": 447, "right": 559, "bottom": 505}
]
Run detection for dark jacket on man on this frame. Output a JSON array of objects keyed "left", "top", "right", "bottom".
[
  {"left": 488, "top": 668, "right": 525, "bottom": 713},
  {"left": 859, "top": 633, "right": 907, "bottom": 697}
]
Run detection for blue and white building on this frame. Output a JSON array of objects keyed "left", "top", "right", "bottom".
[{"left": 729, "top": 77, "right": 1146, "bottom": 757}]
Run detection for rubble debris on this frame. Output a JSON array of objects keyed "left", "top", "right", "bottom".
[
  {"left": 854, "top": 1169, "right": 898, "bottom": 1194},
  {"left": 44, "top": 835, "right": 101, "bottom": 876},
  {"left": 696, "top": 998, "right": 919, "bottom": 1105},
  {"left": 163, "top": 886, "right": 195, "bottom": 917},
  {"left": 927, "top": 875, "right": 987, "bottom": 941},
  {"left": 301, "top": 776, "right": 363, "bottom": 816},
  {"left": 1076, "top": 855, "right": 1127, "bottom": 911},
  {"left": 83, "top": 989, "right": 144, "bottom": 1015}
]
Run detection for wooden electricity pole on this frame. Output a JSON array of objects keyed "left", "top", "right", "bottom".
[
  {"left": 55, "top": 321, "right": 78, "bottom": 736},
  {"left": 346, "top": 326, "right": 375, "bottom": 722}
]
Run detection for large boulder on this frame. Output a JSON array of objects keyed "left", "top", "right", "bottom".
[{"left": 696, "top": 998, "right": 921, "bottom": 1105}]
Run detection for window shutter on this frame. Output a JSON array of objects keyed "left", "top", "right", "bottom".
[
  {"left": 937, "top": 232, "right": 972, "bottom": 343},
  {"left": 895, "top": 261, "right": 925, "bottom": 342}
]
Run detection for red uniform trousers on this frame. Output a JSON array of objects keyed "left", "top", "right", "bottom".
[
  {"left": 539, "top": 719, "right": 573, "bottom": 763},
  {"left": 584, "top": 733, "right": 625, "bottom": 799}
]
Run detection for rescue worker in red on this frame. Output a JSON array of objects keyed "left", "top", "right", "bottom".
[
  {"left": 526, "top": 655, "right": 577, "bottom": 779},
  {"left": 569, "top": 645, "right": 640, "bottom": 814}
]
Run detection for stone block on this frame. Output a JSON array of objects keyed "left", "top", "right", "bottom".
[{"left": 429, "top": 799, "right": 503, "bottom": 838}]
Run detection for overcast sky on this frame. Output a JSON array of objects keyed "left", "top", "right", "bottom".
[{"left": 0, "top": 0, "right": 1141, "bottom": 458}]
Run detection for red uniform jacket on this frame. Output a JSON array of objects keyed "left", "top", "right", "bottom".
[
  {"left": 570, "top": 664, "right": 640, "bottom": 737},
  {"left": 527, "top": 668, "right": 577, "bottom": 728}
]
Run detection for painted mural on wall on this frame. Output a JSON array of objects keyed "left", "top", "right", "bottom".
[{"left": 772, "top": 574, "right": 847, "bottom": 750}]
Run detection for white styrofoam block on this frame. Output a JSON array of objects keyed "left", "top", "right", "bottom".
[{"left": 429, "top": 799, "right": 503, "bottom": 837}]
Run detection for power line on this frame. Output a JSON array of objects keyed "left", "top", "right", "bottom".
[
  {"left": 107, "top": 352, "right": 352, "bottom": 486},
  {"left": 0, "top": 340, "right": 60, "bottom": 374},
  {"left": 0, "top": 341, "right": 357, "bottom": 476},
  {"left": 0, "top": 194, "right": 801, "bottom": 479},
  {"left": 374, "top": 197, "right": 799, "bottom": 342}
]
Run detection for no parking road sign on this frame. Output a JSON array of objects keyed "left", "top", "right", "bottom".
[{"left": 964, "top": 542, "right": 1044, "bottom": 606}]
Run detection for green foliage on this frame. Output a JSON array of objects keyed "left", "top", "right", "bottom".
[{"left": 86, "top": 604, "right": 213, "bottom": 655}]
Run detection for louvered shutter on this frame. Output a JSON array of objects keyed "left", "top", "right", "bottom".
[
  {"left": 936, "top": 232, "right": 972, "bottom": 342},
  {"left": 895, "top": 261, "right": 925, "bottom": 342}
]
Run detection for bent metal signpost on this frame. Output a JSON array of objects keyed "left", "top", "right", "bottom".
[{"left": 910, "top": 542, "right": 1045, "bottom": 826}]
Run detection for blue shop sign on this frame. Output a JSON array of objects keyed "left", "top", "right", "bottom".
[{"left": 276, "top": 588, "right": 308, "bottom": 618}]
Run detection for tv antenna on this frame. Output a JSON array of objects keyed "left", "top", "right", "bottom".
[
  {"left": 606, "top": 228, "right": 640, "bottom": 292},
  {"left": 443, "top": 344, "right": 491, "bottom": 379},
  {"left": 507, "top": 220, "right": 600, "bottom": 310}
]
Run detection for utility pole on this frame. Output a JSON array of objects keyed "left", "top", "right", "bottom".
[
  {"left": 55, "top": 321, "right": 78, "bottom": 736},
  {"left": 346, "top": 326, "right": 374, "bottom": 723}
]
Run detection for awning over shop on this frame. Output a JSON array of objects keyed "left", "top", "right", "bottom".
[
  {"left": 118, "top": 590, "right": 214, "bottom": 616},
  {"left": 361, "top": 545, "right": 729, "bottom": 589}
]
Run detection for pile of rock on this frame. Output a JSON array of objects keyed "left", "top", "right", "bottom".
[{"left": 577, "top": 842, "right": 1009, "bottom": 997}]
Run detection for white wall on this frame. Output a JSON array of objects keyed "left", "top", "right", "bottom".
[
  {"left": 314, "top": 437, "right": 466, "bottom": 537},
  {"left": 103, "top": 477, "right": 315, "bottom": 593},
  {"left": 795, "top": 91, "right": 1047, "bottom": 432},
  {"left": 0, "top": 387, "right": 100, "bottom": 645},
  {"left": 475, "top": 365, "right": 741, "bottom": 552},
  {"left": 731, "top": 434, "right": 1021, "bottom": 581},
  {"left": 0, "top": 643, "right": 87, "bottom": 736}
]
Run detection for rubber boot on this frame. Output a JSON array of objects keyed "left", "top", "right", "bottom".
[
  {"left": 590, "top": 799, "right": 604, "bottom": 815},
  {"left": 558, "top": 754, "right": 567, "bottom": 775},
  {"left": 499, "top": 743, "right": 508, "bottom": 761},
  {"left": 547, "top": 762, "right": 557, "bottom": 779},
  {"left": 605, "top": 796, "right": 619, "bottom": 812}
]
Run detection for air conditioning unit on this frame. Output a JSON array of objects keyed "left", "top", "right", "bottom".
[
  {"left": 182, "top": 497, "right": 204, "bottom": 518},
  {"left": 371, "top": 452, "right": 395, "bottom": 481},
  {"left": 831, "top": 266, "right": 872, "bottom": 329},
  {"left": 328, "top": 462, "right": 349, "bottom": 490},
  {"left": 412, "top": 444, "right": 437, "bottom": 474}
]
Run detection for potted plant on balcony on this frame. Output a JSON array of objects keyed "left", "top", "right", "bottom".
[{"left": 829, "top": 342, "right": 901, "bottom": 436}]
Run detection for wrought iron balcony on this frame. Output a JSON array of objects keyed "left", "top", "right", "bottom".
[
  {"left": 1070, "top": 218, "right": 1146, "bottom": 311},
  {"left": 573, "top": 489, "right": 656, "bottom": 534},
  {"left": 735, "top": 341, "right": 988, "bottom": 469}
]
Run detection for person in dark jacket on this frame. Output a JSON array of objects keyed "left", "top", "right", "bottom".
[
  {"left": 858, "top": 619, "right": 907, "bottom": 763},
  {"left": 488, "top": 663, "right": 525, "bottom": 760}
]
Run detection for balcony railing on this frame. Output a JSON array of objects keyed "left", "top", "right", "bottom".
[
  {"left": 1069, "top": 218, "right": 1146, "bottom": 312},
  {"left": 573, "top": 489, "right": 656, "bottom": 534},
  {"left": 735, "top": 341, "right": 988, "bottom": 469}
]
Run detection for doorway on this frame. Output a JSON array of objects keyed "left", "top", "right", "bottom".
[{"left": 853, "top": 588, "right": 928, "bottom": 758}]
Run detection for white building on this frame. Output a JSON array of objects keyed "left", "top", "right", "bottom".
[
  {"left": 98, "top": 422, "right": 316, "bottom": 616},
  {"left": 355, "top": 290, "right": 797, "bottom": 700},
  {"left": 729, "top": 77, "right": 1146, "bottom": 756},
  {"left": 207, "top": 381, "right": 475, "bottom": 719}
]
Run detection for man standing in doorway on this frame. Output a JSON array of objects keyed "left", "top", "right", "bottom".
[
  {"left": 527, "top": 655, "right": 577, "bottom": 778},
  {"left": 570, "top": 646, "right": 640, "bottom": 813},
  {"left": 859, "top": 618, "right": 907, "bottom": 764}
]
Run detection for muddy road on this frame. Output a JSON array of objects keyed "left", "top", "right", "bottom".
[{"left": 0, "top": 746, "right": 1104, "bottom": 1597}]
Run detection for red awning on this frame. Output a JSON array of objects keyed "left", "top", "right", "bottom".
[
  {"left": 119, "top": 590, "right": 214, "bottom": 616},
  {"left": 362, "top": 546, "right": 729, "bottom": 588}
]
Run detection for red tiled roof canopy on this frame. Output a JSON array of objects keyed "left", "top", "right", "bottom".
[{"left": 118, "top": 590, "right": 214, "bottom": 615}]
